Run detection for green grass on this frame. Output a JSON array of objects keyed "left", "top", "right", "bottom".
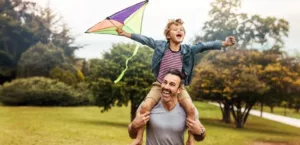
[
  {"left": 0, "top": 102, "right": 299, "bottom": 145},
  {"left": 252, "top": 105, "right": 300, "bottom": 119}
]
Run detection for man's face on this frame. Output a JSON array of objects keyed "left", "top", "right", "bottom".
[
  {"left": 167, "top": 24, "right": 185, "bottom": 44},
  {"left": 161, "top": 74, "right": 182, "bottom": 102}
]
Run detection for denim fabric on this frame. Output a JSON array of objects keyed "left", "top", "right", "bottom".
[{"left": 131, "top": 34, "right": 222, "bottom": 86}]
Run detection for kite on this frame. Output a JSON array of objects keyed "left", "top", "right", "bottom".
[{"left": 85, "top": 0, "right": 149, "bottom": 83}]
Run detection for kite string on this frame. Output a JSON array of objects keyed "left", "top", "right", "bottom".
[
  {"left": 108, "top": 18, "right": 139, "bottom": 83},
  {"left": 114, "top": 43, "right": 140, "bottom": 83}
]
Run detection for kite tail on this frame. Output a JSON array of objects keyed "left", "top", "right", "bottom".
[{"left": 114, "top": 44, "right": 140, "bottom": 83}]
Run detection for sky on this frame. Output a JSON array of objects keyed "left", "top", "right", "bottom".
[{"left": 29, "top": 0, "right": 300, "bottom": 59}]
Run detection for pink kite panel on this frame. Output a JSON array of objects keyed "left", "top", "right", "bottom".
[{"left": 86, "top": 19, "right": 123, "bottom": 33}]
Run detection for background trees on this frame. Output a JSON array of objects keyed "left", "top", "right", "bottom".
[
  {"left": 88, "top": 43, "right": 154, "bottom": 121},
  {"left": 0, "top": 0, "right": 80, "bottom": 84}
]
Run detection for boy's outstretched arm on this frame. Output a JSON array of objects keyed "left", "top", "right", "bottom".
[
  {"left": 116, "top": 27, "right": 158, "bottom": 49},
  {"left": 192, "top": 36, "right": 236, "bottom": 54}
]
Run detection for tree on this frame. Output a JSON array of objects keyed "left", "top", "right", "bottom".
[
  {"left": 88, "top": 43, "right": 154, "bottom": 121},
  {"left": 0, "top": 0, "right": 81, "bottom": 84},
  {"left": 17, "top": 42, "right": 66, "bottom": 77},
  {"left": 192, "top": 49, "right": 268, "bottom": 128},
  {"left": 0, "top": 0, "right": 39, "bottom": 84},
  {"left": 195, "top": 0, "right": 289, "bottom": 49},
  {"left": 191, "top": 60, "right": 233, "bottom": 123}
]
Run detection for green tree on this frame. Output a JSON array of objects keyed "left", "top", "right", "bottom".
[
  {"left": 88, "top": 43, "right": 154, "bottom": 121},
  {"left": 17, "top": 42, "right": 66, "bottom": 77},
  {"left": 0, "top": 0, "right": 39, "bottom": 83},
  {"left": 195, "top": 0, "right": 289, "bottom": 49},
  {"left": 192, "top": 49, "right": 268, "bottom": 128},
  {"left": 0, "top": 0, "right": 80, "bottom": 84}
]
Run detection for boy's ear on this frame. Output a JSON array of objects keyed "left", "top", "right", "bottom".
[{"left": 167, "top": 34, "right": 170, "bottom": 39}]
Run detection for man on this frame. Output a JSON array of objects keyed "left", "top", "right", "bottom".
[
  {"left": 118, "top": 19, "right": 235, "bottom": 145},
  {"left": 128, "top": 69, "right": 206, "bottom": 145}
]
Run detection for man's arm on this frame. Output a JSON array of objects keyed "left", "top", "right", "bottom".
[
  {"left": 128, "top": 111, "right": 150, "bottom": 139},
  {"left": 186, "top": 118, "right": 206, "bottom": 141},
  {"left": 193, "top": 120, "right": 206, "bottom": 141},
  {"left": 192, "top": 36, "right": 236, "bottom": 54},
  {"left": 128, "top": 120, "right": 139, "bottom": 139},
  {"left": 116, "top": 27, "right": 158, "bottom": 49}
]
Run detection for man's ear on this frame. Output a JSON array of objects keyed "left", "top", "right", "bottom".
[{"left": 177, "top": 86, "right": 182, "bottom": 94}]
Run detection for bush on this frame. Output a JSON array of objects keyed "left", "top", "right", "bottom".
[
  {"left": 50, "top": 64, "right": 85, "bottom": 85},
  {"left": 0, "top": 77, "right": 93, "bottom": 106},
  {"left": 50, "top": 66, "right": 78, "bottom": 85}
]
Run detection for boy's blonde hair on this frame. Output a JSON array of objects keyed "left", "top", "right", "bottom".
[{"left": 164, "top": 19, "right": 185, "bottom": 40}]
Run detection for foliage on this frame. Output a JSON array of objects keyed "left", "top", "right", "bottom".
[
  {"left": 50, "top": 63, "right": 85, "bottom": 85},
  {"left": 17, "top": 42, "right": 66, "bottom": 78},
  {"left": 88, "top": 43, "right": 154, "bottom": 121},
  {"left": 0, "top": 0, "right": 80, "bottom": 84},
  {"left": 195, "top": 0, "right": 289, "bottom": 49},
  {"left": 192, "top": 48, "right": 300, "bottom": 128},
  {"left": 0, "top": 77, "right": 92, "bottom": 106},
  {"left": 50, "top": 66, "right": 77, "bottom": 85},
  {"left": 191, "top": 49, "right": 269, "bottom": 128}
]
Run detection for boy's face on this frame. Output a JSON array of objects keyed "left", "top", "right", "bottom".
[{"left": 167, "top": 24, "right": 185, "bottom": 44}]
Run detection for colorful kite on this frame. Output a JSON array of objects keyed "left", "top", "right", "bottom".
[{"left": 85, "top": 0, "right": 149, "bottom": 83}]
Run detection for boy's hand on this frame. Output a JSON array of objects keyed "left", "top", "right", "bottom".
[
  {"left": 222, "top": 36, "right": 236, "bottom": 47},
  {"left": 116, "top": 27, "right": 124, "bottom": 35},
  {"left": 116, "top": 27, "right": 131, "bottom": 38}
]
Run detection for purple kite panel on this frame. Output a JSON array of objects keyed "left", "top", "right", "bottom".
[{"left": 108, "top": 0, "right": 147, "bottom": 23}]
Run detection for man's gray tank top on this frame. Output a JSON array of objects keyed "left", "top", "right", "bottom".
[{"left": 144, "top": 101, "right": 199, "bottom": 145}]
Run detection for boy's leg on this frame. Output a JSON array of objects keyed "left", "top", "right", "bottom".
[
  {"left": 178, "top": 86, "right": 196, "bottom": 145},
  {"left": 130, "top": 82, "right": 161, "bottom": 145}
]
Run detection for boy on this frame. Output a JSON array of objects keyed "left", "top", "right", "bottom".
[{"left": 117, "top": 19, "right": 235, "bottom": 145}]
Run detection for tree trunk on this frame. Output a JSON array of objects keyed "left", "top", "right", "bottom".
[
  {"left": 223, "top": 102, "right": 231, "bottom": 123},
  {"left": 235, "top": 102, "right": 244, "bottom": 128},
  {"left": 260, "top": 102, "right": 264, "bottom": 117},
  {"left": 243, "top": 101, "right": 255, "bottom": 125},
  {"left": 130, "top": 103, "right": 139, "bottom": 122},
  {"left": 284, "top": 104, "right": 287, "bottom": 116},
  {"left": 270, "top": 106, "right": 274, "bottom": 113}
]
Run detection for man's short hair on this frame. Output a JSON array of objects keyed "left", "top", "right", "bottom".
[{"left": 166, "top": 69, "right": 185, "bottom": 85}]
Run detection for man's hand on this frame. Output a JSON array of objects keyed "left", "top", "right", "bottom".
[
  {"left": 186, "top": 118, "right": 205, "bottom": 136},
  {"left": 131, "top": 112, "right": 150, "bottom": 129},
  {"left": 222, "top": 36, "right": 236, "bottom": 47},
  {"left": 116, "top": 27, "right": 131, "bottom": 38}
]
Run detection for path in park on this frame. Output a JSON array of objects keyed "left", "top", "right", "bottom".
[{"left": 209, "top": 102, "right": 300, "bottom": 128}]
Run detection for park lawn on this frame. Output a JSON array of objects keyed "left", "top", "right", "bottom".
[
  {"left": 252, "top": 105, "right": 300, "bottom": 119},
  {"left": 0, "top": 102, "right": 299, "bottom": 145}
]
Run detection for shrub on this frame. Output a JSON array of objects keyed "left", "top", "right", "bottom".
[
  {"left": 50, "top": 67, "right": 77, "bottom": 85},
  {"left": 0, "top": 77, "right": 93, "bottom": 106},
  {"left": 50, "top": 64, "right": 85, "bottom": 85}
]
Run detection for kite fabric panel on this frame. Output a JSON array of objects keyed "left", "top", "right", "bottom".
[
  {"left": 85, "top": 0, "right": 149, "bottom": 83},
  {"left": 85, "top": 0, "right": 148, "bottom": 35}
]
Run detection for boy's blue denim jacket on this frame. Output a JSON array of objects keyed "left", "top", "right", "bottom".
[{"left": 131, "top": 34, "right": 223, "bottom": 86}]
